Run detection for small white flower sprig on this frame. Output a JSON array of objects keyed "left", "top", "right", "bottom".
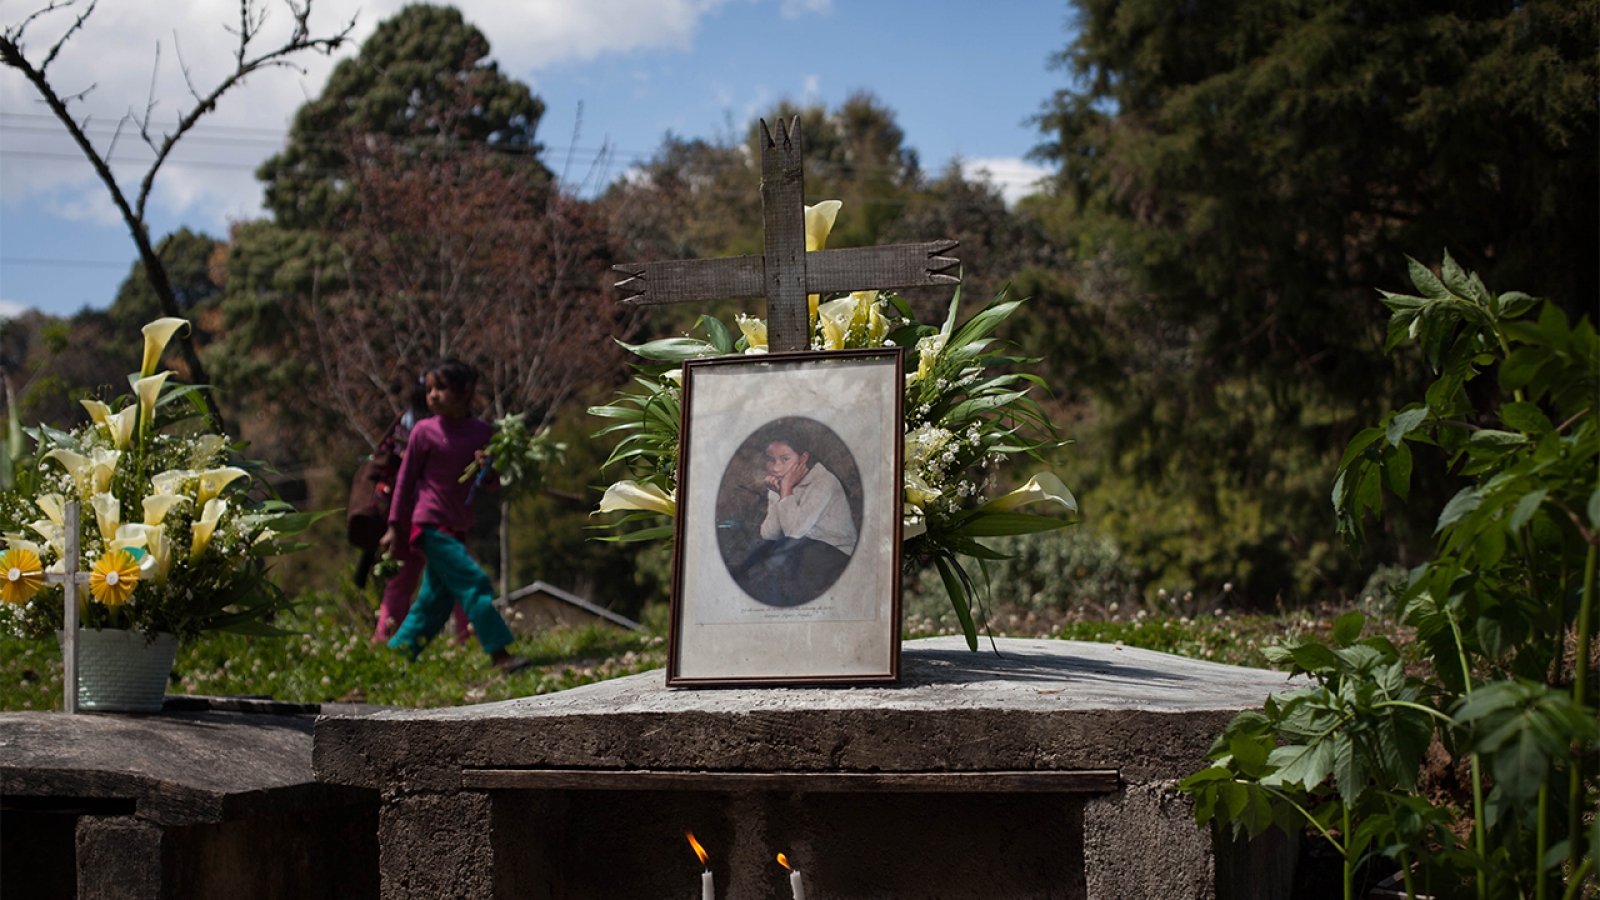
[
  {"left": 0, "top": 317, "right": 333, "bottom": 642},
  {"left": 590, "top": 202, "right": 1078, "bottom": 649}
]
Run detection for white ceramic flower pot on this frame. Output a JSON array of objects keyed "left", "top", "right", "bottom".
[{"left": 56, "top": 628, "right": 179, "bottom": 712}]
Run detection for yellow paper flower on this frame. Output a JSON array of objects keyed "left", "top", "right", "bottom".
[
  {"left": 190, "top": 498, "right": 226, "bottom": 560},
  {"left": 89, "top": 549, "right": 140, "bottom": 606},
  {"left": 140, "top": 317, "right": 189, "bottom": 377},
  {"left": 89, "top": 492, "right": 120, "bottom": 541},
  {"left": 142, "top": 493, "right": 189, "bottom": 526},
  {"left": 196, "top": 467, "right": 248, "bottom": 505},
  {"left": 0, "top": 548, "right": 44, "bottom": 606},
  {"left": 596, "top": 480, "right": 675, "bottom": 517},
  {"left": 982, "top": 472, "right": 1078, "bottom": 515},
  {"left": 134, "top": 372, "right": 170, "bottom": 429}
]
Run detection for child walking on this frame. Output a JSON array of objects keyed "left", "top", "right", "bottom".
[
  {"left": 381, "top": 359, "right": 527, "bottom": 671},
  {"left": 372, "top": 377, "right": 471, "bottom": 645}
]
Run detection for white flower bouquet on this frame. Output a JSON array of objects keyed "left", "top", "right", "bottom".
[
  {"left": 0, "top": 318, "right": 329, "bottom": 642},
  {"left": 590, "top": 201, "right": 1078, "bottom": 647}
]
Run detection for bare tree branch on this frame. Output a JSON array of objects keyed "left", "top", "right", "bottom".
[{"left": 0, "top": 0, "right": 358, "bottom": 433}]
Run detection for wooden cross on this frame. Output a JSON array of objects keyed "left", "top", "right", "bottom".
[
  {"left": 41, "top": 500, "right": 89, "bottom": 713},
  {"left": 613, "top": 117, "right": 960, "bottom": 352}
]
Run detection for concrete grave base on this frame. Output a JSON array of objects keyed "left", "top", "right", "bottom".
[{"left": 315, "top": 636, "right": 1296, "bottom": 900}]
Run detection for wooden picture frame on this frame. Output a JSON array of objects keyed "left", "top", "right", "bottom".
[{"left": 667, "top": 348, "right": 904, "bottom": 686}]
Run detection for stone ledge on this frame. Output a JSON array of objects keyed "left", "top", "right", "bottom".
[{"left": 314, "top": 637, "right": 1293, "bottom": 793}]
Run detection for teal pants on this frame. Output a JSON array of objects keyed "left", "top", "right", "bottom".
[{"left": 388, "top": 527, "right": 515, "bottom": 656}]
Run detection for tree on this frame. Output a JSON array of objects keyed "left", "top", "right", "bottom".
[
  {"left": 108, "top": 228, "right": 225, "bottom": 363},
  {"left": 1029, "top": 0, "right": 1599, "bottom": 602},
  {"left": 0, "top": 0, "right": 354, "bottom": 420},
  {"left": 257, "top": 3, "right": 546, "bottom": 230}
]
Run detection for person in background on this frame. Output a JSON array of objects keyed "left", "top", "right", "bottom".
[
  {"left": 381, "top": 359, "right": 528, "bottom": 671},
  {"left": 371, "top": 377, "right": 470, "bottom": 645}
]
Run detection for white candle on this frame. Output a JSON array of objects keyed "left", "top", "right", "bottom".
[
  {"left": 789, "top": 868, "right": 806, "bottom": 900},
  {"left": 701, "top": 869, "right": 714, "bottom": 900}
]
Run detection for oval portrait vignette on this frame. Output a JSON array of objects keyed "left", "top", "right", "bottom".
[{"left": 714, "top": 416, "right": 865, "bottom": 607}]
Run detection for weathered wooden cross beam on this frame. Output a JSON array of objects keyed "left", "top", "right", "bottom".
[{"left": 613, "top": 117, "right": 960, "bottom": 352}]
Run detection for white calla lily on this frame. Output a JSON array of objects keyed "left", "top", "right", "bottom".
[
  {"left": 140, "top": 525, "right": 173, "bottom": 584},
  {"left": 4, "top": 535, "right": 44, "bottom": 556},
  {"left": 37, "top": 494, "right": 65, "bottom": 525},
  {"left": 110, "top": 522, "right": 151, "bottom": 554},
  {"left": 982, "top": 472, "right": 1078, "bottom": 515},
  {"left": 196, "top": 467, "right": 249, "bottom": 505},
  {"left": 190, "top": 498, "right": 227, "bottom": 560},
  {"left": 140, "top": 317, "right": 189, "bottom": 377},
  {"left": 904, "top": 470, "right": 941, "bottom": 510},
  {"left": 106, "top": 405, "right": 138, "bottom": 449},
  {"left": 189, "top": 434, "right": 228, "bottom": 467},
  {"left": 804, "top": 200, "right": 841, "bottom": 252},
  {"left": 43, "top": 448, "right": 92, "bottom": 496},
  {"left": 89, "top": 449, "right": 120, "bottom": 494},
  {"left": 597, "top": 480, "right": 675, "bottom": 517},
  {"left": 28, "top": 521, "right": 66, "bottom": 558},
  {"left": 151, "top": 470, "right": 193, "bottom": 497},
  {"left": 89, "top": 493, "right": 120, "bottom": 541},
  {"left": 903, "top": 515, "right": 927, "bottom": 539},
  {"left": 817, "top": 295, "right": 860, "bottom": 351},
  {"left": 80, "top": 399, "right": 112, "bottom": 427},
  {"left": 142, "top": 493, "right": 190, "bottom": 526},
  {"left": 134, "top": 372, "right": 170, "bottom": 428},
  {"left": 736, "top": 314, "right": 767, "bottom": 350}
]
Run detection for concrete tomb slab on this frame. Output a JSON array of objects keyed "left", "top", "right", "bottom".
[
  {"left": 314, "top": 637, "right": 1295, "bottom": 900},
  {"left": 1, "top": 701, "right": 379, "bottom": 900}
]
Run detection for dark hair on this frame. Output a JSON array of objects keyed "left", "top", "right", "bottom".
[
  {"left": 762, "top": 422, "right": 812, "bottom": 460},
  {"left": 422, "top": 358, "right": 479, "bottom": 394}
]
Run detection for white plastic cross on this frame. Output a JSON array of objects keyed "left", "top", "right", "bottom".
[{"left": 41, "top": 500, "right": 89, "bottom": 714}]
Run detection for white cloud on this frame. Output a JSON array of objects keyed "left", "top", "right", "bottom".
[
  {"left": 961, "top": 157, "right": 1052, "bottom": 207},
  {"left": 2, "top": 0, "right": 794, "bottom": 236},
  {"left": 780, "top": 0, "right": 834, "bottom": 19},
  {"left": 0, "top": 298, "right": 27, "bottom": 319},
  {"left": 802, "top": 74, "right": 820, "bottom": 102}
]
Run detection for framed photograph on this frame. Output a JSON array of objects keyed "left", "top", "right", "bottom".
[{"left": 667, "top": 348, "right": 904, "bottom": 686}]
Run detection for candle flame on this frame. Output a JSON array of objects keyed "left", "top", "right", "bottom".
[
  {"left": 776, "top": 853, "right": 792, "bottom": 871},
  {"left": 686, "top": 831, "right": 709, "bottom": 866}
]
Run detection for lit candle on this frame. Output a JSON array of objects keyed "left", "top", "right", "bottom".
[
  {"left": 687, "top": 832, "right": 714, "bottom": 900},
  {"left": 777, "top": 852, "right": 806, "bottom": 900}
]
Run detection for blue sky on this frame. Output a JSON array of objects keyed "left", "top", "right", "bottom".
[{"left": 0, "top": 1, "right": 1074, "bottom": 318}]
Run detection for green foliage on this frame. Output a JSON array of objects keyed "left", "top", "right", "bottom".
[
  {"left": 257, "top": 3, "right": 547, "bottom": 229},
  {"left": 1183, "top": 256, "right": 1598, "bottom": 899},
  {"left": 465, "top": 413, "right": 565, "bottom": 506},
  {"left": 1031, "top": 0, "right": 1598, "bottom": 604},
  {"left": 0, "top": 594, "right": 666, "bottom": 710}
]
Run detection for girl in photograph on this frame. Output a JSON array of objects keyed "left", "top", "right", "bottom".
[
  {"left": 732, "top": 426, "right": 857, "bottom": 606},
  {"left": 381, "top": 359, "right": 527, "bottom": 671}
]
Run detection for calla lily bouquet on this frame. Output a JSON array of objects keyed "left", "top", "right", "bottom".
[
  {"left": 591, "top": 201, "right": 1078, "bottom": 648},
  {"left": 0, "top": 318, "right": 328, "bottom": 642}
]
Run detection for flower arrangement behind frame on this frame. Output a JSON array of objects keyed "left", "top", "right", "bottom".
[
  {"left": 0, "top": 318, "right": 328, "bottom": 642},
  {"left": 591, "top": 201, "right": 1078, "bottom": 648}
]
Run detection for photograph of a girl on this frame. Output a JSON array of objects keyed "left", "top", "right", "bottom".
[{"left": 717, "top": 417, "right": 864, "bottom": 607}]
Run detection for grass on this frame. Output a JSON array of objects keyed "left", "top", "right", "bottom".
[
  {"left": 0, "top": 589, "right": 1359, "bottom": 712},
  {"left": 0, "top": 588, "right": 668, "bottom": 711}
]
